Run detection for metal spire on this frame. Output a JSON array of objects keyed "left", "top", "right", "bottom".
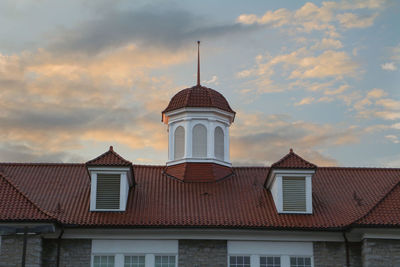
[{"left": 197, "top": 40, "right": 200, "bottom": 86}]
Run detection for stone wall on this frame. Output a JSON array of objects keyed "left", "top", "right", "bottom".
[
  {"left": 313, "top": 241, "right": 361, "bottom": 267},
  {"left": 362, "top": 238, "right": 400, "bottom": 267},
  {"left": 42, "top": 239, "right": 91, "bottom": 267},
  {"left": 0, "top": 235, "right": 42, "bottom": 267},
  {"left": 179, "top": 239, "right": 227, "bottom": 267}
]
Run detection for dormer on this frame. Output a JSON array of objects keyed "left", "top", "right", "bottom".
[
  {"left": 265, "top": 149, "right": 317, "bottom": 214},
  {"left": 86, "top": 146, "right": 134, "bottom": 211}
]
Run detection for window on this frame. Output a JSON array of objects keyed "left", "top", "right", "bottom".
[
  {"left": 93, "top": 256, "right": 115, "bottom": 267},
  {"left": 290, "top": 257, "right": 311, "bottom": 267},
  {"left": 282, "top": 177, "right": 306, "bottom": 212},
  {"left": 155, "top": 255, "right": 176, "bottom": 267},
  {"left": 124, "top": 256, "right": 145, "bottom": 267},
  {"left": 260, "top": 256, "right": 281, "bottom": 267},
  {"left": 174, "top": 126, "right": 185, "bottom": 160},
  {"left": 96, "top": 173, "right": 121, "bottom": 210},
  {"left": 214, "top": 126, "right": 224, "bottom": 160},
  {"left": 192, "top": 124, "right": 207, "bottom": 158},
  {"left": 229, "top": 256, "right": 250, "bottom": 267}
]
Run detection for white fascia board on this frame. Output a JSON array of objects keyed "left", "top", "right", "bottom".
[
  {"left": 348, "top": 228, "right": 400, "bottom": 241},
  {"left": 168, "top": 113, "right": 231, "bottom": 126},
  {"left": 59, "top": 228, "right": 346, "bottom": 242},
  {"left": 87, "top": 167, "right": 131, "bottom": 172},
  {"left": 165, "top": 108, "right": 234, "bottom": 124}
]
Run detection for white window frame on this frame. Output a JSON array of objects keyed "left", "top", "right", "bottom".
[
  {"left": 229, "top": 254, "right": 252, "bottom": 267},
  {"left": 259, "top": 255, "right": 282, "bottom": 267},
  {"left": 91, "top": 240, "right": 178, "bottom": 267},
  {"left": 154, "top": 254, "right": 178, "bottom": 267},
  {"left": 228, "top": 241, "right": 314, "bottom": 267},
  {"left": 92, "top": 254, "right": 116, "bottom": 267},
  {"left": 123, "top": 254, "right": 146, "bottom": 267},
  {"left": 89, "top": 167, "right": 130, "bottom": 211},
  {"left": 269, "top": 170, "right": 314, "bottom": 214}
]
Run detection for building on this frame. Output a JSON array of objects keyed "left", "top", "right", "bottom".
[{"left": 1, "top": 71, "right": 400, "bottom": 267}]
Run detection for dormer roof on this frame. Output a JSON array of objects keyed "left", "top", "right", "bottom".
[
  {"left": 271, "top": 149, "right": 317, "bottom": 169},
  {"left": 86, "top": 146, "right": 131, "bottom": 166}
]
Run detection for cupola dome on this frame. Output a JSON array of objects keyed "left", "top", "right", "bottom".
[{"left": 162, "top": 85, "right": 235, "bottom": 122}]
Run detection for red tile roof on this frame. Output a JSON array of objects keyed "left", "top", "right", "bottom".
[
  {"left": 355, "top": 181, "right": 400, "bottom": 227},
  {"left": 164, "top": 163, "right": 233, "bottom": 182},
  {"left": 86, "top": 146, "right": 131, "bottom": 166},
  {"left": 271, "top": 149, "right": 317, "bottom": 169},
  {"left": 162, "top": 85, "right": 235, "bottom": 121},
  {"left": 0, "top": 172, "right": 53, "bottom": 221},
  {"left": 1, "top": 162, "right": 400, "bottom": 229}
]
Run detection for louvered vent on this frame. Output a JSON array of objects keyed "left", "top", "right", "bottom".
[
  {"left": 96, "top": 173, "right": 120, "bottom": 209},
  {"left": 282, "top": 177, "right": 306, "bottom": 212}
]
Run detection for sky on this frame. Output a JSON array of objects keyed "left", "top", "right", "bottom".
[{"left": 0, "top": 0, "right": 399, "bottom": 167}]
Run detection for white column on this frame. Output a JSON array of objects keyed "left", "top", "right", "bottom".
[
  {"left": 225, "top": 126, "right": 230, "bottom": 162},
  {"left": 146, "top": 254, "right": 155, "bottom": 267},
  {"left": 168, "top": 124, "right": 174, "bottom": 161},
  {"left": 250, "top": 255, "right": 259, "bottom": 267},
  {"left": 184, "top": 120, "right": 191, "bottom": 158},
  {"left": 281, "top": 255, "right": 290, "bottom": 267},
  {"left": 115, "top": 254, "right": 124, "bottom": 267},
  {"left": 208, "top": 120, "right": 214, "bottom": 158}
]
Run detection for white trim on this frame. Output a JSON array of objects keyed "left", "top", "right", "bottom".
[
  {"left": 269, "top": 170, "right": 315, "bottom": 214},
  {"left": 90, "top": 170, "right": 129, "bottom": 211},
  {"left": 57, "top": 228, "right": 345, "bottom": 242},
  {"left": 164, "top": 107, "right": 234, "bottom": 124},
  {"left": 166, "top": 158, "right": 232, "bottom": 167},
  {"left": 91, "top": 240, "right": 178, "bottom": 267},
  {"left": 228, "top": 241, "right": 314, "bottom": 267},
  {"left": 166, "top": 109, "right": 232, "bottom": 166}
]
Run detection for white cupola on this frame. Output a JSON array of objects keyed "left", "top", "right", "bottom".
[
  {"left": 162, "top": 85, "right": 235, "bottom": 167},
  {"left": 161, "top": 41, "right": 235, "bottom": 170}
]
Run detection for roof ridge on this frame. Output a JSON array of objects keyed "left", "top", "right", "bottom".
[
  {"left": 0, "top": 162, "right": 84, "bottom": 166},
  {"left": 0, "top": 172, "right": 55, "bottom": 220},
  {"left": 351, "top": 178, "right": 400, "bottom": 226}
]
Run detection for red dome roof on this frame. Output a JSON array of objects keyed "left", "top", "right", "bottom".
[{"left": 162, "top": 85, "right": 235, "bottom": 120}]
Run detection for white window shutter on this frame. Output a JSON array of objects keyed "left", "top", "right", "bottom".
[
  {"left": 214, "top": 127, "right": 224, "bottom": 160},
  {"left": 192, "top": 124, "right": 207, "bottom": 158},
  {"left": 96, "top": 173, "right": 121, "bottom": 209},
  {"left": 282, "top": 177, "right": 306, "bottom": 212},
  {"left": 174, "top": 126, "right": 185, "bottom": 160}
]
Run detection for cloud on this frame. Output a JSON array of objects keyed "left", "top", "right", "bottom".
[
  {"left": 336, "top": 12, "right": 378, "bottom": 28},
  {"left": 353, "top": 89, "right": 400, "bottom": 120},
  {"left": 311, "top": 38, "right": 343, "bottom": 50},
  {"left": 385, "top": 135, "right": 399, "bottom": 144},
  {"left": 236, "top": 0, "right": 384, "bottom": 37},
  {"left": 381, "top": 62, "right": 397, "bottom": 71},
  {"left": 294, "top": 97, "right": 315, "bottom": 106},
  {"left": 230, "top": 112, "right": 364, "bottom": 166},
  {"left": 48, "top": 5, "right": 256, "bottom": 55}
]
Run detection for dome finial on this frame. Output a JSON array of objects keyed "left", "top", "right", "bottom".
[{"left": 197, "top": 40, "right": 200, "bottom": 86}]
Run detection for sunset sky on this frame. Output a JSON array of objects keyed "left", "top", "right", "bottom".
[{"left": 0, "top": 0, "right": 399, "bottom": 167}]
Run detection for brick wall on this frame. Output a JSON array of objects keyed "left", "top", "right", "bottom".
[
  {"left": 313, "top": 241, "right": 361, "bottom": 267},
  {"left": 362, "top": 238, "right": 400, "bottom": 267},
  {"left": 179, "top": 240, "right": 227, "bottom": 267},
  {"left": 42, "top": 239, "right": 91, "bottom": 267},
  {"left": 0, "top": 235, "right": 42, "bottom": 267}
]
